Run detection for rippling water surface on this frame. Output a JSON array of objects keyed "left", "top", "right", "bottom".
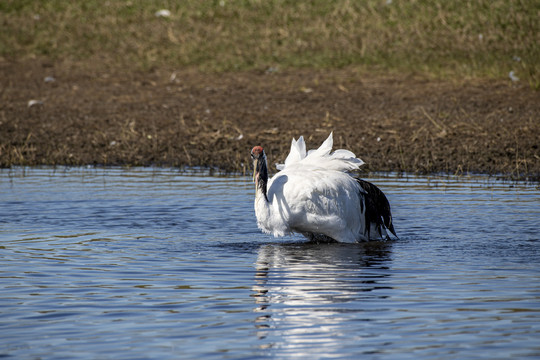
[{"left": 1, "top": 167, "right": 539, "bottom": 359}]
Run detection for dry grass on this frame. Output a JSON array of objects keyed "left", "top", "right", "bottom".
[{"left": 1, "top": 0, "right": 539, "bottom": 86}]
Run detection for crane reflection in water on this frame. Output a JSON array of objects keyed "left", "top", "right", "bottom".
[{"left": 251, "top": 241, "right": 393, "bottom": 354}]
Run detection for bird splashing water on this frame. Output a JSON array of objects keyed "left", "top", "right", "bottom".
[{"left": 251, "top": 133, "right": 397, "bottom": 242}]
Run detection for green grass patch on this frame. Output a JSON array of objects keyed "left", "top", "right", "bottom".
[{"left": 1, "top": 0, "right": 538, "bottom": 86}]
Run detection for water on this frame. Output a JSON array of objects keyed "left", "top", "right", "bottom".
[{"left": 1, "top": 167, "right": 539, "bottom": 359}]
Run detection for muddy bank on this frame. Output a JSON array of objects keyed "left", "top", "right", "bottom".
[{"left": 1, "top": 60, "right": 539, "bottom": 179}]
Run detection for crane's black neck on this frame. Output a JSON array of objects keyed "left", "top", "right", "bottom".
[{"left": 256, "top": 156, "right": 269, "bottom": 202}]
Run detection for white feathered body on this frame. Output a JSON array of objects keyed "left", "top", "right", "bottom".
[{"left": 253, "top": 133, "right": 392, "bottom": 242}]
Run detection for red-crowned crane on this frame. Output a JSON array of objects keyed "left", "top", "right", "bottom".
[{"left": 251, "top": 133, "right": 397, "bottom": 242}]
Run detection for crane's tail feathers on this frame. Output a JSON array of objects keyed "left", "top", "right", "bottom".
[
  {"left": 305, "top": 133, "right": 363, "bottom": 171},
  {"left": 357, "top": 179, "right": 398, "bottom": 240},
  {"left": 277, "top": 132, "right": 364, "bottom": 172},
  {"left": 276, "top": 136, "right": 307, "bottom": 170},
  {"left": 308, "top": 131, "right": 334, "bottom": 158}
]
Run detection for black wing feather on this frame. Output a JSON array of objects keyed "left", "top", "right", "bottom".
[{"left": 356, "top": 179, "right": 398, "bottom": 240}]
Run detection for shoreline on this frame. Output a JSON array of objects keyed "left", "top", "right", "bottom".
[
  {"left": 3, "top": 165, "right": 539, "bottom": 185},
  {"left": 1, "top": 60, "right": 539, "bottom": 181}
]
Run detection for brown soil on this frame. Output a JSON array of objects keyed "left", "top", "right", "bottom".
[{"left": 1, "top": 60, "right": 539, "bottom": 180}]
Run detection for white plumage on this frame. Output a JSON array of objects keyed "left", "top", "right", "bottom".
[{"left": 251, "top": 133, "right": 397, "bottom": 243}]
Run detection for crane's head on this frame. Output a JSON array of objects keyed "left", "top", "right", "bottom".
[
  {"left": 251, "top": 146, "right": 264, "bottom": 159},
  {"left": 251, "top": 146, "right": 268, "bottom": 187}
]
